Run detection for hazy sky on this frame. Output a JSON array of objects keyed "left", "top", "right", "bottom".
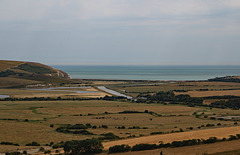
[{"left": 0, "top": 0, "right": 240, "bottom": 65}]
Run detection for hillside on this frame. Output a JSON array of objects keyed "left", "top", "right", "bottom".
[
  {"left": 208, "top": 76, "right": 240, "bottom": 83},
  {"left": 0, "top": 60, "right": 72, "bottom": 88}
]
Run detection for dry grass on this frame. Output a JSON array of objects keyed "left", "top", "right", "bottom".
[
  {"left": 0, "top": 77, "right": 40, "bottom": 88},
  {"left": 0, "top": 146, "right": 40, "bottom": 153},
  {"left": 0, "top": 60, "right": 24, "bottom": 71},
  {"left": 0, "top": 100, "right": 211, "bottom": 145},
  {"left": 0, "top": 99, "right": 239, "bottom": 153}
]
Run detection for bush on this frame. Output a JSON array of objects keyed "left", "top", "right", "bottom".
[
  {"left": 0, "top": 142, "right": 19, "bottom": 146},
  {"left": 229, "top": 135, "right": 237, "bottom": 140},
  {"left": 44, "top": 150, "right": 51, "bottom": 154},
  {"left": 131, "top": 144, "right": 157, "bottom": 151},
  {"left": 52, "top": 142, "right": 65, "bottom": 149},
  {"left": 128, "top": 126, "right": 141, "bottom": 129},
  {"left": 5, "top": 152, "right": 21, "bottom": 155},
  {"left": 109, "top": 144, "right": 131, "bottom": 153},
  {"left": 202, "top": 137, "right": 218, "bottom": 144},
  {"left": 150, "top": 132, "right": 163, "bottom": 135},
  {"left": 25, "top": 141, "right": 40, "bottom": 146},
  {"left": 101, "top": 125, "right": 108, "bottom": 129},
  {"left": 64, "top": 138, "right": 103, "bottom": 154},
  {"left": 99, "top": 132, "right": 120, "bottom": 140},
  {"left": 39, "top": 147, "right": 45, "bottom": 152},
  {"left": 236, "top": 134, "right": 240, "bottom": 139}
]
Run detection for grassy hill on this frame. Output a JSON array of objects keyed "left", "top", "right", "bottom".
[{"left": 0, "top": 60, "right": 72, "bottom": 88}]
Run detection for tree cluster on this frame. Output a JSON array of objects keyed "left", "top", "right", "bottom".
[{"left": 64, "top": 138, "right": 103, "bottom": 154}]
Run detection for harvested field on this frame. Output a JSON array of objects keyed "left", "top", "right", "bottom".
[
  {"left": 103, "top": 126, "right": 240, "bottom": 149},
  {"left": 175, "top": 90, "right": 240, "bottom": 97},
  {"left": 114, "top": 81, "right": 240, "bottom": 94},
  {"left": 0, "top": 87, "right": 108, "bottom": 98},
  {"left": 114, "top": 140, "right": 240, "bottom": 155},
  {"left": 89, "top": 80, "right": 127, "bottom": 85}
]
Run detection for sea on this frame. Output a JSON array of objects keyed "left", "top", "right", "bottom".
[{"left": 52, "top": 65, "right": 240, "bottom": 81}]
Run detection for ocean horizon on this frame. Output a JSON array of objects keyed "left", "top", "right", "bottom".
[{"left": 52, "top": 65, "right": 240, "bottom": 81}]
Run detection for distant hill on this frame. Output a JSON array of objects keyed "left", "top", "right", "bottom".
[
  {"left": 0, "top": 60, "right": 72, "bottom": 88},
  {"left": 208, "top": 76, "right": 240, "bottom": 83}
]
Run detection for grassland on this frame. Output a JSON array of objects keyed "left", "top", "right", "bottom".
[
  {"left": 0, "top": 99, "right": 239, "bottom": 153},
  {"left": 0, "top": 60, "right": 24, "bottom": 71},
  {"left": 0, "top": 60, "right": 72, "bottom": 88},
  {"left": 1, "top": 80, "right": 240, "bottom": 154}
]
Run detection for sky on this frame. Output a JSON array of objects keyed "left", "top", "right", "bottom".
[{"left": 0, "top": 0, "right": 240, "bottom": 65}]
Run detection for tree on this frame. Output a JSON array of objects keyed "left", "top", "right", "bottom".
[
  {"left": 109, "top": 144, "right": 131, "bottom": 153},
  {"left": 64, "top": 138, "right": 103, "bottom": 154}
]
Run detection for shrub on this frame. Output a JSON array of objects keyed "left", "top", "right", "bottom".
[
  {"left": 52, "top": 142, "right": 65, "bottom": 149},
  {"left": 39, "top": 147, "right": 45, "bottom": 152},
  {"left": 229, "top": 135, "right": 237, "bottom": 140},
  {"left": 128, "top": 126, "right": 141, "bottom": 129},
  {"left": 25, "top": 141, "right": 40, "bottom": 146},
  {"left": 202, "top": 137, "right": 218, "bottom": 144},
  {"left": 131, "top": 144, "right": 157, "bottom": 151},
  {"left": 109, "top": 144, "right": 131, "bottom": 153},
  {"left": 99, "top": 132, "right": 120, "bottom": 140},
  {"left": 150, "top": 132, "right": 163, "bottom": 135},
  {"left": 64, "top": 138, "right": 103, "bottom": 154},
  {"left": 86, "top": 123, "right": 92, "bottom": 128},
  {"left": 44, "top": 150, "right": 51, "bottom": 154},
  {"left": 0, "top": 142, "right": 19, "bottom": 146},
  {"left": 5, "top": 152, "right": 21, "bottom": 155},
  {"left": 206, "top": 124, "right": 214, "bottom": 127},
  {"left": 101, "top": 125, "right": 108, "bottom": 129},
  {"left": 236, "top": 134, "right": 240, "bottom": 139}
]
